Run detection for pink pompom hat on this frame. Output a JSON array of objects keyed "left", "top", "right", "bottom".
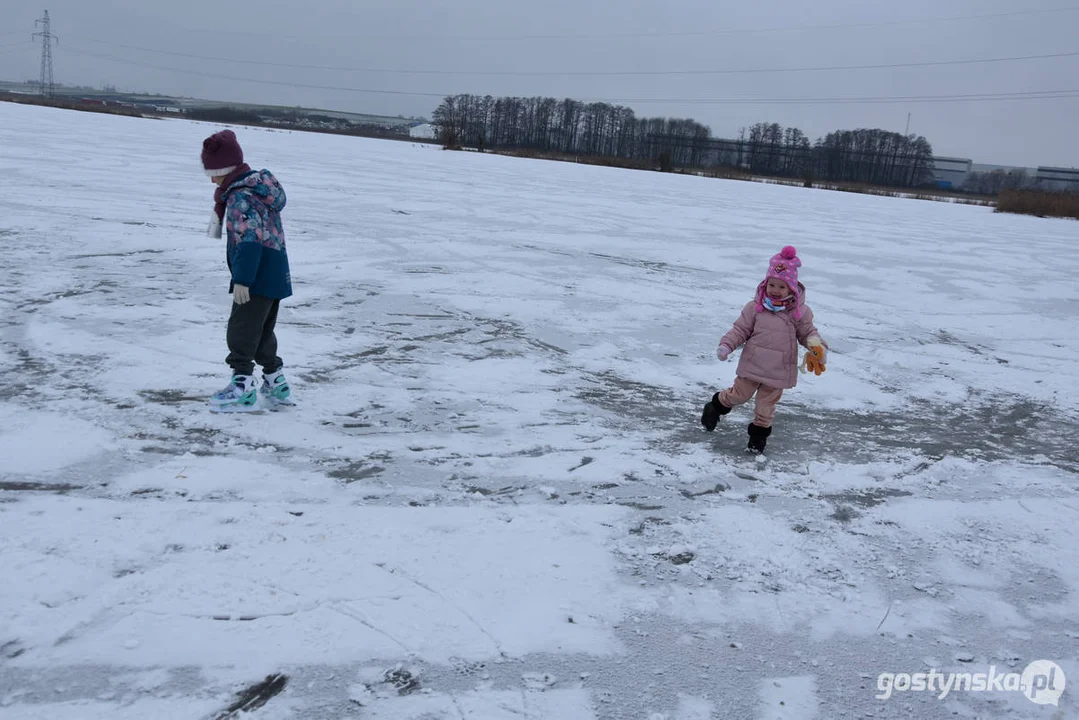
[{"left": 754, "top": 245, "right": 804, "bottom": 318}]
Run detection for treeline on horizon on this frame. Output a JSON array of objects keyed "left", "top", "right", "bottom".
[
  {"left": 183, "top": 106, "right": 412, "bottom": 139},
  {"left": 432, "top": 93, "right": 938, "bottom": 189}
]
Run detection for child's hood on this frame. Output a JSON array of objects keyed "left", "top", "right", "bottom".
[{"left": 226, "top": 169, "right": 286, "bottom": 212}]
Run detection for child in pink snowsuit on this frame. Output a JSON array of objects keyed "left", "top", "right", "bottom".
[{"left": 701, "top": 245, "right": 827, "bottom": 454}]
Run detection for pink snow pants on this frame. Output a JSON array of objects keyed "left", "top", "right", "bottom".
[{"left": 719, "top": 377, "right": 784, "bottom": 428}]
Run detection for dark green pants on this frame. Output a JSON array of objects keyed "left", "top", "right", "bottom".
[{"left": 226, "top": 295, "right": 283, "bottom": 376}]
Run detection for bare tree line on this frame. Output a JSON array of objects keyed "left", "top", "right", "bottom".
[
  {"left": 432, "top": 94, "right": 938, "bottom": 188},
  {"left": 432, "top": 94, "right": 710, "bottom": 169},
  {"left": 961, "top": 168, "right": 1031, "bottom": 195}
]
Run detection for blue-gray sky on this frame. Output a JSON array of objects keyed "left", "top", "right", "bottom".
[{"left": 2, "top": 0, "right": 1078, "bottom": 166}]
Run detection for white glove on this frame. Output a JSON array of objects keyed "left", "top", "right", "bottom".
[
  {"left": 233, "top": 284, "right": 250, "bottom": 305},
  {"left": 716, "top": 345, "right": 732, "bottom": 361},
  {"left": 207, "top": 211, "right": 222, "bottom": 239},
  {"left": 208, "top": 210, "right": 222, "bottom": 239}
]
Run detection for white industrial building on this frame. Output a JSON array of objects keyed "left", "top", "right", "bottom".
[
  {"left": 409, "top": 123, "right": 437, "bottom": 140},
  {"left": 931, "top": 156, "right": 972, "bottom": 189},
  {"left": 1035, "top": 166, "right": 1079, "bottom": 192}
]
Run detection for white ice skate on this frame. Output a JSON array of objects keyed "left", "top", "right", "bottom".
[{"left": 209, "top": 375, "right": 261, "bottom": 413}]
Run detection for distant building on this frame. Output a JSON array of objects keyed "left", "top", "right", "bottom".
[
  {"left": 970, "top": 163, "right": 1036, "bottom": 175},
  {"left": 409, "top": 123, "right": 437, "bottom": 140},
  {"left": 1035, "top": 166, "right": 1079, "bottom": 192},
  {"left": 931, "top": 156, "right": 972, "bottom": 189}
]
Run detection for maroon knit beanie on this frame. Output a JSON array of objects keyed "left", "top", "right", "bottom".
[{"left": 201, "top": 130, "right": 244, "bottom": 176}]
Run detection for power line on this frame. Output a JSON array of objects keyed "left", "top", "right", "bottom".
[
  {"left": 589, "top": 90, "right": 1079, "bottom": 105},
  {"left": 66, "top": 38, "right": 1079, "bottom": 77},
  {"left": 80, "top": 5, "right": 1079, "bottom": 41},
  {"left": 0, "top": 40, "right": 35, "bottom": 52},
  {"left": 417, "top": 5, "right": 1079, "bottom": 40},
  {"left": 58, "top": 46, "right": 1079, "bottom": 106},
  {"left": 62, "top": 47, "right": 448, "bottom": 98}
]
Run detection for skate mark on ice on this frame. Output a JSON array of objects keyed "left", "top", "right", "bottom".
[
  {"left": 575, "top": 370, "right": 683, "bottom": 427},
  {"left": 406, "top": 327, "right": 470, "bottom": 343},
  {"left": 617, "top": 501, "right": 664, "bottom": 511},
  {"left": 528, "top": 338, "right": 568, "bottom": 355},
  {"left": 0, "top": 349, "right": 54, "bottom": 401},
  {"left": 138, "top": 446, "right": 218, "bottom": 458},
  {"left": 0, "top": 481, "right": 85, "bottom": 493},
  {"left": 820, "top": 488, "right": 912, "bottom": 508},
  {"left": 326, "top": 461, "right": 385, "bottom": 484},
  {"left": 680, "top": 483, "right": 730, "bottom": 498},
  {"left": 0, "top": 639, "right": 26, "bottom": 660},
  {"left": 53, "top": 607, "right": 125, "bottom": 647},
  {"left": 463, "top": 484, "right": 523, "bottom": 497},
  {"left": 588, "top": 251, "right": 678, "bottom": 274},
  {"left": 929, "top": 329, "right": 991, "bottom": 357},
  {"left": 211, "top": 673, "right": 288, "bottom": 720},
  {"left": 629, "top": 516, "right": 671, "bottom": 535},
  {"left": 829, "top": 506, "right": 861, "bottom": 523},
  {"left": 386, "top": 311, "right": 456, "bottom": 320},
  {"left": 377, "top": 564, "right": 508, "bottom": 658},
  {"left": 763, "top": 391, "right": 1079, "bottom": 472},
  {"left": 890, "top": 459, "right": 938, "bottom": 480},
  {"left": 138, "top": 389, "right": 206, "bottom": 405},
  {"left": 329, "top": 602, "right": 413, "bottom": 656},
  {"left": 568, "top": 456, "right": 594, "bottom": 472},
  {"left": 71, "top": 248, "right": 164, "bottom": 259}
]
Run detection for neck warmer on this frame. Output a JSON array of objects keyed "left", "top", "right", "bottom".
[{"left": 763, "top": 295, "right": 796, "bottom": 312}]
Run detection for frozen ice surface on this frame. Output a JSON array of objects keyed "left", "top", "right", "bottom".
[{"left": 0, "top": 102, "right": 1076, "bottom": 718}]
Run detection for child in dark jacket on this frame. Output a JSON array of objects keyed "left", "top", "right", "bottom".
[{"left": 201, "top": 130, "right": 295, "bottom": 412}]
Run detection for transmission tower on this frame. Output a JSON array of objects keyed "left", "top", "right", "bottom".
[{"left": 32, "top": 10, "right": 58, "bottom": 97}]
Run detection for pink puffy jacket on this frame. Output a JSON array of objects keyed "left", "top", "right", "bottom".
[{"left": 720, "top": 284, "right": 823, "bottom": 390}]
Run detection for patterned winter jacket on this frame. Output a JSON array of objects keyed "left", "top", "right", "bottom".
[
  {"left": 720, "top": 283, "right": 824, "bottom": 390},
  {"left": 223, "top": 169, "right": 292, "bottom": 299}
]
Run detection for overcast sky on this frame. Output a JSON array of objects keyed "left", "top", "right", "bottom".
[{"left": 2, "top": 0, "right": 1077, "bottom": 167}]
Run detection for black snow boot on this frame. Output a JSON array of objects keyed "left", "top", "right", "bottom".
[
  {"left": 746, "top": 423, "right": 772, "bottom": 454},
  {"left": 700, "top": 392, "right": 732, "bottom": 431}
]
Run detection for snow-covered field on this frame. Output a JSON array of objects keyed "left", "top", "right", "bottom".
[{"left": 1, "top": 101, "right": 1076, "bottom": 719}]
